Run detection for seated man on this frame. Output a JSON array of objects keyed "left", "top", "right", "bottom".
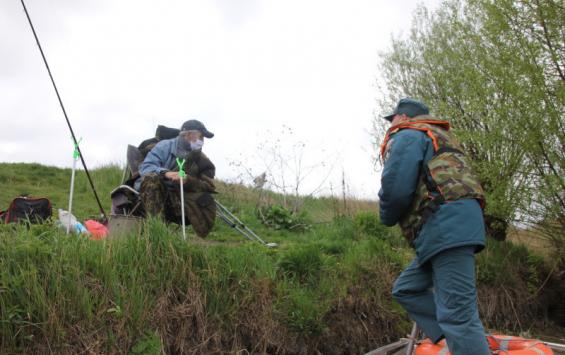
[{"left": 135, "top": 119, "right": 217, "bottom": 237}]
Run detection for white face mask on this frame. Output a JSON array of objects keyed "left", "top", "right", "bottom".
[{"left": 190, "top": 139, "right": 204, "bottom": 151}]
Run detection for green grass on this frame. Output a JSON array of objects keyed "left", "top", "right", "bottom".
[
  {"left": 0, "top": 218, "right": 408, "bottom": 354},
  {"left": 0, "top": 163, "right": 561, "bottom": 353}
]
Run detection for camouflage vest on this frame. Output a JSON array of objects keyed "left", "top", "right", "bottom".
[{"left": 380, "top": 116, "right": 486, "bottom": 244}]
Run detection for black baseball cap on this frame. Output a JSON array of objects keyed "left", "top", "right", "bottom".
[
  {"left": 383, "top": 98, "right": 429, "bottom": 122},
  {"left": 180, "top": 119, "right": 214, "bottom": 138}
]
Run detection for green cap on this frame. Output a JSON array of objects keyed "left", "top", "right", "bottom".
[{"left": 383, "top": 98, "right": 429, "bottom": 122}]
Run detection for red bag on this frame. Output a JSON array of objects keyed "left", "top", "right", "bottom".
[
  {"left": 1, "top": 196, "right": 52, "bottom": 224},
  {"left": 84, "top": 220, "right": 108, "bottom": 240}
]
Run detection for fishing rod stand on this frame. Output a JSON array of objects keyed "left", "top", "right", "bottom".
[{"left": 215, "top": 201, "right": 278, "bottom": 248}]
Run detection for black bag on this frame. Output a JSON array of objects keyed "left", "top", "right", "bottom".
[{"left": 0, "top": 197, "right": 52, "bottom": 224}]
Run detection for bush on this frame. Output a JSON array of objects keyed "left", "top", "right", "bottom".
[
  {"left": 259, "top": 204, "right": 311, "bottom": 232},
  {"left": 328, "top": 216, "right": 358, "bottom": 241},
  {"left": 129, "top": 332, "right": 163, "bottom": 355},
  {"left": 352, "top": 212, "right": 406, "bottom": 248},
  {"left": 277, "top": 245, "right": 328, "bottom": 284},
  {"left": 476, "top": 239, "right": 551, "bottom": 330},
  {"left": 274, "top": 282, "right": 329, "bottom": 336},
  {"left": 353, "top": 212, "right": 387, "bottom": 238}
]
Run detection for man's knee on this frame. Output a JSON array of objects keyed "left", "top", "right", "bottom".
[
  {"left": 392, "top": 278, "right": 412, "bottom": 303},
  {"left": 436, "top": 295, "right": 477, "bottom": 324},
  {"left": 392, "top": 264, "right": 431, "bottom": 303},
  {"left": 140, "top": 173, "right": 166, "bottom": 193},
  {"left": 139, "top": 173, "right": 168, "bottom": 216},
  {"left": 140, "top": 172, "right": 161, "bottom": 186}
]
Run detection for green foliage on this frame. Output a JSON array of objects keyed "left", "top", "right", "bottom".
[
  {"left": 327, "top": 216, "right": 358, "bottom": 240},
  {"left": 314, "top": 239, "right": 348, "bottom": 256},
  {"left": 475, "top": 238, "right": 552, "bottom": 330},
  {"left": 259, "top": 204, "right": 311, "bottom": 232},
  {"left": 277, "top": 244, "right": 330, "bottom": 284},
  {"left": 353, "top": 212, "right": 386, "bottom": 238},
  {"left": 129, "top": 332, "right": 162, "bottom": 355},
  {"left": 376, "top": 0, "right": 564, "bottom": 255},
  {"left": 343, "top": 238, "right": 406, "bottom": 282},
  {"left": 477, "top": 239, "right": 546, "bottom": 293},
  {"left": 274, "top": 282, "right": 329, "bottom": 336},
  {"left": 352, "top": 212, "right": 406, "bottom": 249}
]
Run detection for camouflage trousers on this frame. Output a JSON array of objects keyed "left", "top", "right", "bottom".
[{"left": 139, "top": 173, "right": 216, "bottom": 237}]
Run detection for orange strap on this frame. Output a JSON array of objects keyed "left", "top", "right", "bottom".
[
  {"left": 380, "top": 131, "right": 392, "bottom": 158},
  {"left": 380, "top": 123, "right": 444, "bottom": 159}
]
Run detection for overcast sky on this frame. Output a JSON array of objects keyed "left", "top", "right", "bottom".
[{"left": 1, "top": 0, "right": 441, "bottom": 199}]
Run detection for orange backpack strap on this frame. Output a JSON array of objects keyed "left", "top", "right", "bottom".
[
  {"left": 393, "top": 123, "right": 441, "bottom": 151},
  {"left": 381, "top": 121, "right": 448, "bottom": 159},
  {"left": 380, "top": 128, "right": 400, "bottom": 159},
  {"left": 379, "top": 132, "right": 389, "bottom": 159}
]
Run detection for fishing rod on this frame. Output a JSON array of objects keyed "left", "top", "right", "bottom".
[{"left": 20, "top": 0, "right": 108, "bottom": 222}]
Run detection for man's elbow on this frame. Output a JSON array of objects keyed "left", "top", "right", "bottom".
[
  {"left": 379, "top": 208, "right": 398, "bottom": 226},
  {"left": 138, "top": 164, "right": 149, "bottom": 176},
  {"left": 379, "top": 214, "right": 397, "bottom": 227},
  {"left": 379, "top": 200, "right": 410, "bottom": 226},
  {"left": 138, "top": 162, "right": 157, "bottom": 177}
]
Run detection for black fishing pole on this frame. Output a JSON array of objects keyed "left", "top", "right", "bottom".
[{"left": 20, "top": 0, "right": 108, "bottom": 222}]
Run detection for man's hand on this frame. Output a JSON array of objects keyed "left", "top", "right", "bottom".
[
  {"left": 164, "top": 171, "right": 182, "bottom": 182},
  {"left": 164, "top": 172, "right": 213, "bottom": 191}
]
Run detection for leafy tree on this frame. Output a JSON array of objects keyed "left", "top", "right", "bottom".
[{"left": 375, "top": 0, "right": 563, "bottom": 254}]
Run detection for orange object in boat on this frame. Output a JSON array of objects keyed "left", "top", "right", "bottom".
[{"left": 414, "top": 335, "right": 554, "bottom": 355}]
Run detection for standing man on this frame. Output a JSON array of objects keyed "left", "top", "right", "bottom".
[
  {"left": 378, "top": 98, "right": 490, "bottom": 355},
  {"left": 136, "top": 119, "right": 217, "bottom": 237}
]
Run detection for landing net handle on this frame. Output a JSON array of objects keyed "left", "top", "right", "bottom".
[{"left": 216, "top": 202, "right": 265, "bottom": 244}]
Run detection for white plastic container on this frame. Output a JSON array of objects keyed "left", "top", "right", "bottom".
[{"left": 58, "top": 209, "right": 89, "bottom": 235}]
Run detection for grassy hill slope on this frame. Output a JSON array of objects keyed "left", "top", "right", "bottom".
[
  {"left": 0, "top": 163, "right": 562, "bottom": 354},
  {"left": 0, "top": 163, "right": 123, "bottom": 220}
]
